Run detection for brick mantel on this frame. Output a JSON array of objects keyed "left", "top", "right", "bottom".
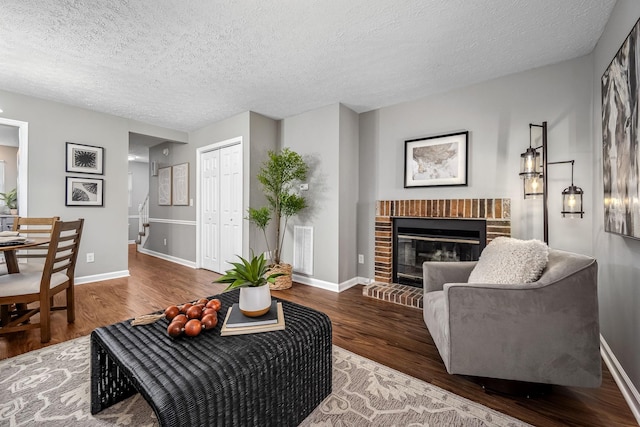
[{"left": 373, "top": 198, "right": 511, "bottom": 284}]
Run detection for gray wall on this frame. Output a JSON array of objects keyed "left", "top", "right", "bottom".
[
  {"left": 248, "top": 112, "right": 279, "bottom": 257},
  {"left": 127, "top": 161, "right": 149, "bottom": 241},
  {"left": 592, "top": 0, "right": 640, "bottom": 396},
  {"left": 357, "top": 110, "right": 379, "bottom": 278},
  {"left": 279, "top": 103, "right": 360, "bottom": 285},
  {"left": 0, "top": 88, "right": 186, "bottom": 280},
  {"left": 357, "top": 55, "right": 595, "bottom": 279},
  {"left": 338, "top": 104, "right": 359, "bottom": 282},
  {"left": 281, "top": 104, "right": 340, "bottom": 283}
]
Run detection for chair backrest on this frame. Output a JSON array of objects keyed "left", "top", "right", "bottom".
[
  {"left": 13, "top": 216, "right": 60, "bottom": 261},
  {"left": 40, "top": 219, "right": 84, "bottom": 290}
]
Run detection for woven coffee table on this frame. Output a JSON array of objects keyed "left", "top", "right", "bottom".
[{"left": 90, "top": 290, "right": 332, "bottom": 426}]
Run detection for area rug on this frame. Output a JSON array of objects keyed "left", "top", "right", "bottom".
[{"left": 0, "top": 336, "right": 531, "bottom": 426}]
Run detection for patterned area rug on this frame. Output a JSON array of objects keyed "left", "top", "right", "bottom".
[{"left": 0, "top": 336, "right": 530, "bottom": 426}]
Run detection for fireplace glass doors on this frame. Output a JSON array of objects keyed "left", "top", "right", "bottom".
[{"left": 393, "top": 218, "right": 486, "bottom": 287}]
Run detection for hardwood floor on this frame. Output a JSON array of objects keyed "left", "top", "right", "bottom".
[{"left": 1, "top": 244, "right": 636, "bottom": 426}]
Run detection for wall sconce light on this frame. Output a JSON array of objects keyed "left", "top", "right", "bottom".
[
  {"left": 162, "top": 148, "right": 169, "bottom": 156},
  {"left": 518, "top": 121, "right": 584, "bottom": 243}
]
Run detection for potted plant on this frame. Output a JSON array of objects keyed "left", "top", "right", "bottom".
[
  {"left": 247, "top": 148, "right": 308, "bottom": 290},
  {"left": 0, "top": 188, "right": 17, "bottom": 215},
  {"left": 214, "top": 252, "right": 284, "bottom": 317}
]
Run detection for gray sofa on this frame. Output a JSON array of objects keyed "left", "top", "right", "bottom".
[{"left": 423, "top": 248, "right": 601, "bottom": 387}]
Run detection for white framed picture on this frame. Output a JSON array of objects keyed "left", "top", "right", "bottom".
[
  {"left": 66, "top": 142, "right": 104, "bottom": 175},
  {"left": 66, "top": 176, "right": 104, "bottom": 206},
  {"left": 404, "top": 131, "right": 468, "bottom": 188},
  {"left": 172, "top": 162, "right": 189, "bottom": 206},
  {"left": 158, "top": 166, "right": 172, "bottom": 206}
]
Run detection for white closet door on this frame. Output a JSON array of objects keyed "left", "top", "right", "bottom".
[
  {"left": 219, "top": 143, "right": 242, "bottom": 271},
  {"left": 201, "top": 149, "right": 220, "bottom": 272}
]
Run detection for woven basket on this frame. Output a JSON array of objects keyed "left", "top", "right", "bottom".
[{"left": 268, "top": 263, "right": 293, "bottom": 290}]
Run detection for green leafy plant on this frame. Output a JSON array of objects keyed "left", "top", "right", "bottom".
[
  {"left": 214, "top": 251, "right": 285, "bottom": 291},
  {"left": 247, "top": 148, "right": 308, "bottom": 265},
  {"left": 0, "top": 188, "right": 17, "bottom": 210}
]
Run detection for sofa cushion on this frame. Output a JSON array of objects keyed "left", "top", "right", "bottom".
[{"left": 467, "top": 237, "right": 549, "bottom": 284}]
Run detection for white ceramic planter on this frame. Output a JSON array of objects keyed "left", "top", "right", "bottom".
[{"left": 239, "top": 284, "right": 271, "bottom": 317}]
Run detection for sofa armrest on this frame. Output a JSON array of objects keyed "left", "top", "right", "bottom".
[{"left": 423, "top": 261, "right": 476, "bottom": 293}]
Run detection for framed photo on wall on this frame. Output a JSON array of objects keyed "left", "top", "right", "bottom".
[
  {"left": 158, "top": 166, "right": 172, "bottom": 206},
  {"left": 66, "top": 176, "right": 104, "bottom": 206},
  {"left": 66, "top": 142, "right": 104, "bottom": 175},
  {"left": 602, "top": 17, "right": 640, "bottom": 239},
  {"left": 404, "top": 131, "right": 468, "bottom": 188},
  {"left": 172, "top": 162, "right": 189, "bottom": 206}
]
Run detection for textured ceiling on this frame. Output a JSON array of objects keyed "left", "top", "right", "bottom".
[{"left": 0, "top": 1, "right": 616, "bottom": 132}]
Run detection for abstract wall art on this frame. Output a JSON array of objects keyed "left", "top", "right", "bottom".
[{"left": 602, "top": 17, "right": 640, "bottom": 239}]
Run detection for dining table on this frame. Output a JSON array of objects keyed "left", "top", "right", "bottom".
[
  {"left": 0, "top": 237, "right": 51, "bottom": 326},
  {"left": 0, "top": 237, "right": 51, "bottom": 274}
]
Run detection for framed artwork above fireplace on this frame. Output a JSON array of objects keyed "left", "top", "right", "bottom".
[{"left": 404, "top": 131, "right": 468, "bottom": 188}]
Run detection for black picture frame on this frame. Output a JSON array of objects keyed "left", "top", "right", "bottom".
[
  {"left": 65, "top": 176, "right": 104, "bottom": 207},
  {"left": 602, "top": 17, "right": 640, "bottom": 239},
  {"left": 404, "top": 131, "right": 469, "bottom": 188},
  {"left": 66, "top": 142, "right": 104, "bottom": 175}
]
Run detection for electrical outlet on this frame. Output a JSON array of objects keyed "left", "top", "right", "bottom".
[
  {"left": 358, "top": 254, "right": 364, "bottom": 264},
  {"left": 86, "top": 253, "right": 95, "bottom": 263},
  {"left": 163, "top": 238, "right": 167, "bottom": 246}
]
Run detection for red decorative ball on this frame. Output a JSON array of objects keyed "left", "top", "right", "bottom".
[{"left": 184, "top": 319, "right": 202, "bottom": 337}]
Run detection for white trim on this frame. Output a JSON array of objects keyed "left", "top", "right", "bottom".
[
  {"left": 128, "top": 214, "right": 140, "bottom": 219},
  {"left": 75, "top": 270, "right": 130, "bottom": 285},
  {"left": 149, "top": 218, "right": 196, "bottom": 226},
  {"left": 128, "top": 239, "right": 136, "bottom": 244},
  {"left": 137, "top": 247, "right": 197, "bottom": 268},
  {"left": 600, "top": 335, "right": 640, "bottom": 424},
  {"left": 0, "top": 117, "right": 28, "bottom": 216},
  {"left": 195, "top": 136, "right": 243, "bottom": 269},
  {"left": 292, "top": 274, "right": 365, "bottom": 293}
]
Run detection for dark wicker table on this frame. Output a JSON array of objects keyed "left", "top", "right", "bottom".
[{"left": 90, "top": 290, "right": 332, "bottom": 426}]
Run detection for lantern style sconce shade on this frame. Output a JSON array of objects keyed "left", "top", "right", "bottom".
[
  {"left": 520, "top": 147, "right": 542, "bottom": 178},
  {"left": 559, "top": 161, "right": 584, "bottom": 218},
  {"left": 562, "top": 185, "right": 584, "bottom": 218},
  {"left": 523, "top": 175, "right": 543, "bottom": 199},
  {"left": 518, "top": 121, "right": 584, "bottom": 243}
]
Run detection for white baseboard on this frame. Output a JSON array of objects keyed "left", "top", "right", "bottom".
[
  {"left": 137, "top": 247, "right": 197, "bottom": 269},
  {"left": 292, "top": 274, "right": 367, "bottom": 293},
  {"left": 75, "top": 270, "right": 130, "bottom": 285},
  {"left": 600, "top": 335, "right": 640, "bottom": 424}
]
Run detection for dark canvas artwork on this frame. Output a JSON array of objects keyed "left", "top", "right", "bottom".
[{"left": 602, "top": 17, "right": 640, "bottom": 239}]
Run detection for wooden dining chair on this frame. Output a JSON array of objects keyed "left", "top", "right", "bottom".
[
  {"left": 0, "top": 217, "right": 60, "bottom": 275},
  {"left": 12, "top": 216, "right": 60, "bottom": 267},
  {"left": 0, "top": 219, "right": 84, "bottom": 343}
]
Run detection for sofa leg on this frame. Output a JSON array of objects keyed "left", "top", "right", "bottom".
[{"left": 476, "top": 377, "right": 551, "bottom": 398}]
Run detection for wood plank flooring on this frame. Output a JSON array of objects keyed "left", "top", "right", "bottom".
[{"left": 0, "top": 245, "right": 636, "bottom": 426}]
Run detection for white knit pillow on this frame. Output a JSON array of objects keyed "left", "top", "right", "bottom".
[{"left": 468, "top": 237, "right": 549, "bottom": 284}]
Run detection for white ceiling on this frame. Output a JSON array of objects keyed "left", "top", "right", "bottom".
[{"left": 0, "top": 1, "right": 616, "bottom": 133}]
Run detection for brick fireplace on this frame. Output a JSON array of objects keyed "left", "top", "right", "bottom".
[{"left": 363, "top": 198, "right": 511, "bottom": 309}]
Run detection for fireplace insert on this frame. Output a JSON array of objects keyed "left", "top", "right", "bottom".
[{"left": 393, "top": 218, "right": 486, "bottom": 287}]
